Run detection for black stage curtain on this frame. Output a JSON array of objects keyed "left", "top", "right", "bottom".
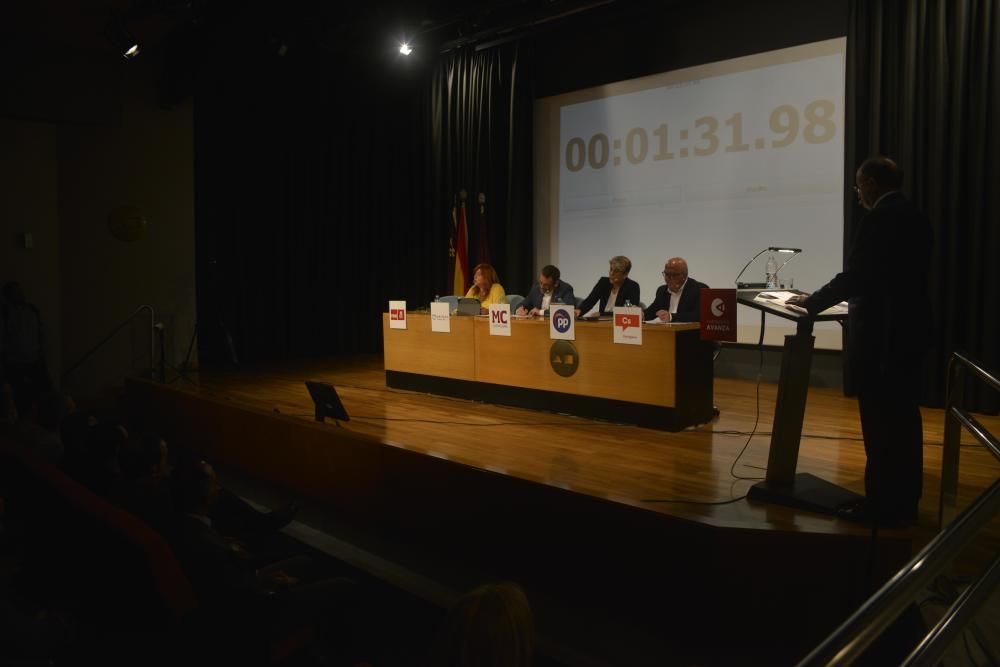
[
  {"left": 847, "top": 0, "right": 1000, "bottom": 411},
  {"left": 194, "top": 41, "right": 532, "bottom": 363},
  {"left": 425, "top": 43, "right": 535, "bottom": 298}
]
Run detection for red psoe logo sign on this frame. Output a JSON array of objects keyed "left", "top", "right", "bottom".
[
  {"left": 390, "top": 309, "right": 405, "bottom": 321},
  {"left": 699, "top": 288, "right": 737, "bottom": 341}
]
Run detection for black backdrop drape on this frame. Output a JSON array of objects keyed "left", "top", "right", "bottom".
[
  {"left": 427, "top": 43, "right": 535, "bottom": 297},
  {"left": 194, "top": 37, "right": 532, "bottom": 362},
  {"left": 847, "top": 0, "right": 1000, "bottom": 411}
]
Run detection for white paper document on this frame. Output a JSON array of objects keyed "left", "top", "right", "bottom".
[{"left": 753, "top": 291, "right": 847, "bottom": 316}]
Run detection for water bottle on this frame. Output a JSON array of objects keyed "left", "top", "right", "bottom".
[
  {"left": 765, "top": 254, "right": 778, "bottom": 289},
  {"left": 624, "top": 299, "right": 633, "bottom": 308}
]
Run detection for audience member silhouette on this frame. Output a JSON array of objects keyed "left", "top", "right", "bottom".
[
  {"left": 433, "top": 582, "right": 535, "bottom": 667},
  {"left": 1, "top": 282, "right": 51, "bottom": 421},
  {"left": 111, "top": 432, "right": 175, "bottom": 534},
  {"left": 16, "top": 391, "right": 74, "bottom": 465}
]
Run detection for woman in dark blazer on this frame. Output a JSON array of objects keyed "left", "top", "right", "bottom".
[{"left": 575, "top": 255, "right": 641, "bottom": 317}]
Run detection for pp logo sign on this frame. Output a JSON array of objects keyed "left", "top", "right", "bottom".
[
  {"left": 552, "top": 308, "right": 572, "bottom": 333},
  {"left": 549, "top": 307, "right": 575, "bottom": 341}
]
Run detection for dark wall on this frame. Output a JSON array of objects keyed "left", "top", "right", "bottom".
[{"left": 531, "top": 0, "right": 848, "bottom": 98}]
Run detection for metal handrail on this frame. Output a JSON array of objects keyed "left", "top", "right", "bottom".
[
  {"left": 62, "top": 304, "right": 155, "bottom": 381},
  {"left": 798, "top": 352, "right": 1000, "bottom": 667},
  {"left": 942, "top": 352, "right": 1000, "bottom": 525},
  {"left": 797, "top": 480, "right": 1000, "bottom": 666},
  {"left": 902, "top": 552, "right": 1000, "bottom": 667}
]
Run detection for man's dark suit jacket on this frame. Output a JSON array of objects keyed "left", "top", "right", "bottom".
[
  {"left": 806, "top": 191, "right": 932, "bottom": 382},
  {"left": 642, "top": 277, "right": 709, "bottom": 322},
  {"left": 577, "top": 277, "right": 641, "bottom": 316},
  {"left": 520, "top": 280, "right": 575, "bottom": 312}
]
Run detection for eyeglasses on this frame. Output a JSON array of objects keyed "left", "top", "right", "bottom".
[
  {"left": 609, "top": 268, "right": 625, "bottom": 276},
  {"left": 662, "top": 271, "right": 684, "bottom": 278}
]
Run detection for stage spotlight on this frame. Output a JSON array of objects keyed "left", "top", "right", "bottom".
[
  {"left": 399, "top": 42, "right": 412, "bottom": 55},
  {"left": 104, "top": 11, "right": 141, "bottom": 60}
]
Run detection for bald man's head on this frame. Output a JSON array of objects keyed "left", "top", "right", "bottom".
[{"left": 663, "top": 257, "right": 689, "bottom": 292}]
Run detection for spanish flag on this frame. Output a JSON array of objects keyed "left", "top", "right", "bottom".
[{"left": 452, "top": 191, "right": 470, "bottom": 295}]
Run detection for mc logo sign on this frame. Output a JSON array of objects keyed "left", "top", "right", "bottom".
[{"left": 491, "top": 309, "right": 508, "bottom": 324}]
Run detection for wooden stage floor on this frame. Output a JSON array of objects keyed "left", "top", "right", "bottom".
[
  {"left": 173, "top": 354, "right": 998, "bottom": 549},
  {"left": 125, "top": 354, "right": 1000, "bottom": 664}
]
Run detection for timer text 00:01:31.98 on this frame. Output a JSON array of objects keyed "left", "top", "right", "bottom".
[{"left": 564, "top": 99, "right": 837, "bottom": 172}]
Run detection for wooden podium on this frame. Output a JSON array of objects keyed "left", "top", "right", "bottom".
[
  {"left": 382, "top": 313, "right": 714, "bottom": 431},
  {"left": 736, "top": 290, "right": 862, "bottom": 514}
]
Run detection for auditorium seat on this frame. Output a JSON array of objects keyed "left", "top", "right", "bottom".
[
  {"left": 0, "top": 435, "right": 199, "bottom": 662},
  {"left": 506, "top": 294, "right": 525, "bottom": 312}
]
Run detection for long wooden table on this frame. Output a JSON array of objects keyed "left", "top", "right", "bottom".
[{"left": 382, "top": 313, "right": 713, "bottom": 430}]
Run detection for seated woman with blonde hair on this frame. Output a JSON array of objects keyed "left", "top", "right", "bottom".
[{"left": 465, "top": 263, "right": 506, "bottom": 314}]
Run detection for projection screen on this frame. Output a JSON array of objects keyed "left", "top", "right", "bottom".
[{"left": 534, "top": 38, "right": 847, "bottom": 348}]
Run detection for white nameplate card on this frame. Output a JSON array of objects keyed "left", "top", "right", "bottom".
[
  {"left": 388, "top": 300, "right": 407, "bottom": 329},
  {"left": 488, "top": 303, "right": 511, "bottom": 336},
  {"left": 613, "top": 306, "right": 642, "bottom": 345},
  {"left": 430, "top": 301, "right": 451, "bottom": 333},
  {"left": 549, "top": 305, "right": 575, "bottom": 340}
]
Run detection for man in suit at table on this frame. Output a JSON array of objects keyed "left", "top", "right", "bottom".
[
  {"left": 643, "top": 257, "right": 709, "bottom": 323},
  {"left": 516, "top": 265, "right": 575, "bottom": 317}
]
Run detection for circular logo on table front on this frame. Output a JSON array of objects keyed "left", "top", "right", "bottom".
[
  {"left": 552, "top": 308, "right": 573, "bottom": 333},
  {"left": 711, "top": 298, "right": 726, "bottom": 317},
  {"left": 549, "top": 340, "right": 579, "bottom": 377}
]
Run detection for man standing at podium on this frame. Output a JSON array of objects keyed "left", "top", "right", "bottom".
[{"left": 789, "top": 156, "right": 932, "bottom": 525}]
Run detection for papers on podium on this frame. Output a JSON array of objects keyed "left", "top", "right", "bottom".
[{"left": 753, "top": 291, "right": 847, "bottom": 317}]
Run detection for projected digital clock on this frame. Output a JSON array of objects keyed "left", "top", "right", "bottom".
[{"left": 564, "top": 99, "right": 836, "bottom": 172}]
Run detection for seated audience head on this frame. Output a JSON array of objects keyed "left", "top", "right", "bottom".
[
  {"left": 119, "top": 432, "right": 169, "bottom": 480},
  {"left": 472, "top": 263, "right": 499, "bottom": 293},
  {"left": 538, "top": 265, "right": 561, "bottom": 294},
  {"left": 60, "top": 411, "right": 95, "bottom": 457},
  {"left": 1, "top": 281, "right": 25, "bottom": 305},
  {"left": 662, "top": 257, "right": 689, "bottom": 293},
  {"left": 434, "top": 581, "right": 534, "bottom": 667},
  {"left": 855, "top": 155, "right": 903, "bottom": 210},
  {"left": 84, "top": 422, "right": 127, "bottom": 467},
  {"left": 608, "top": 255, "right": 632, "bottom": 289},
  {"left": 175, "top": 459, "right": 221, "bottom": 515},
  {"left": 34, "top": 391, "right": 75, "bottom": 431},
  {"left": 1, "top": 382, "right": 16, "bottom": 427}
]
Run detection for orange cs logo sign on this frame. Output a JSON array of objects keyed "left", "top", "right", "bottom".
[{"left": 614, "top": 313, "right": 637, "bottom": 331}]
